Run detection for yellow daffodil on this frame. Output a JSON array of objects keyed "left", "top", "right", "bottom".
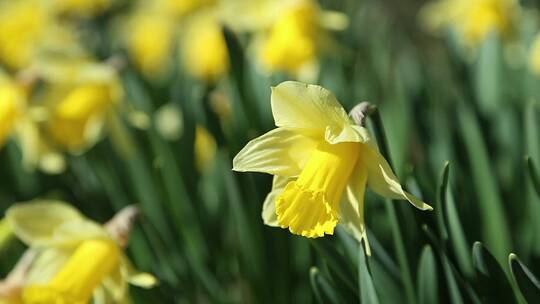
[
  {"left": 181, "top": 12, "right": 229, "bottom": 82},
  {"left": 0, "top": 0, "right": 82, "bottom": 70},
  {"left": 419, "top": 0, "right": 519, "bottom": 48},
  {"left": 231, "top": 0, "right": 347, "bottom": 79},
  {"left": 529, "top": 34, "right": 540, "bottom": 75},
  {"left": 233, "top": 82, "right": 432, "bottom": 252},
  {"left": 122, "top": 12, "right": 176, "bottom": 79},
  {"left": 35, "top": 59, "right": 123, "bottom": 152},
  {"left": 5, "top": 200, "right": 156, "bottom": 304}
]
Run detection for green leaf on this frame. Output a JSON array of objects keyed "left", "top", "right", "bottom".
[
  {"left": 474, "top": 32, "right": 502, "bottom": 113},
  {"left": 459, "top": 103, "right": 511, "bottom": 263},
  {"left": 435, "top": 162, "right": 450, "bottom": 240},
  {"left": 417, "top": 245, "right": 438, "bottom": 304},
  {"left": 358, "top": 243, "right": 380, "bottom": 304},
  {"left": 509, "top": 254, "right": 540, "bottom": 303},
  {"left": 526, "top": 156, "right": 540, "bottom": 199},
  {"left": 310, "top": 238, "right": 357, "bottom": 295},
  {"left": 472, "top": 242, "right": 515, "bottom": 303},
  {"left": 310, "top": 267, "right": 341, "bottom": 304},
  {"left": 438, "top": 163, "right": 474, "bottom": 278}
]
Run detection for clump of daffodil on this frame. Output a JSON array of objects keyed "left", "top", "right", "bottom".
[
  {"left": 34, "top": 59, "right": 123, "bottom": 152},
  {"left": 181, "top": 12, "right": 229, "bottom": 82},
  {"left": 529, "top": 34, "right": 540, "bottom": 75},
  {"left": 0, "top": 0, "right": 81, "bottom": 70},
  {"left": 232, "top": 0, "right": 348, "bottom": 80},
  {"left": 419, "top": 0, "right": 520, "bottom": 48},
  {"left": 5, "top": 200, "right": 156, "bottom": 304},
  {"left": 233, "top": 82, "right": 432, "bottom": 252}
]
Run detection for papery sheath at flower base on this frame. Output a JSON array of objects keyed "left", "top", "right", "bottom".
[{"left": 232, "top": 81, "right": 432, "bottom": 254}]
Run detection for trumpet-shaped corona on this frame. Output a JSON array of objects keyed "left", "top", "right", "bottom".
[
  {"left": 276, "top": 142, "right": 359, "bottom": 237},
  {"left": 23, "top": 239, "right": 119, "bottom": 303}
]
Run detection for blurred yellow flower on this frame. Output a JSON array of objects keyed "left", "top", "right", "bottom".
[
  {"left": 0, "top": 0, "right": 82, "bottom": 70},
  {"left": 6, "top": 200, "right": 156, "bottom": 304},
  {"left": 246, "top": 0, "right": 348, "bottom": 78},
  {"left": 182, "top": 14, "right": 229, "bottom": 82},
  {"left": 233, "top": 82, "right": 432, "bottom": 252},
  {"left": 419, "top": 0, "right": 519, "bottom": 47},
  {"left": 36, "top": 60, "right": 123, "bottom": 152},
  {"left": 195, "top": 125, "right": 217, "bottom": 173},
  {"left": 0, "top": 82, "right": 25, "bottom": 148},
  {"left": 124, "top": 12, "right": 176, "bottom": 79},
  {"left": 530, "top": 34, "right": 540, "bottom": 75}
]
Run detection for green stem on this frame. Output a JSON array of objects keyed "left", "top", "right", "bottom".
[{"left": 368, "top": 106, "right": 417, "bottom": 304}]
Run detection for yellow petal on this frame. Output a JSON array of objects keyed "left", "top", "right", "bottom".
[
  {"left": 339, "top": 163, "right": 371, "bottom": 255},
  {"left": 120, "top": 255, "right": 158, "bottom": 288},
  {"left": 361, "top": 144, "right": 433, "bottom": 211},
  {"left": 6, "top": 201, "right": 83, "bottom": 246},
  {"left": 261, "top": 176, "right": 292, "bottom": 227},
  {"left": 271, "top": 81, "right": 350, "bottom": 133},
  {"left": 233, "top": 127, "right": 317, "bottom": 177},
  {"left": 6, "top": 200, "right": 107, "bottom": 247}
]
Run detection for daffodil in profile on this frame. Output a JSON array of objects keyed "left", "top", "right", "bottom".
[
  {"left": 6, "top": 200, "right": 157, "bottom": 304},
  {"left": 419, "top": 0, "right": 519, "bottom": 48},
  {"left": 233, "top": 82, "right": 432, "bottom": 252}
]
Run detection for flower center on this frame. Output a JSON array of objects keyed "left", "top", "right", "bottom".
[
  {"left": 23, "top": 239, "right": 119, "bottom": 303},
  {"left": 275, "top": 141, "right": 359, "bottom": 237}
]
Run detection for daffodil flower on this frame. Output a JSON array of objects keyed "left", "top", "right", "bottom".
[
  {"left": 0, "top": 0, "right": 82, "bottom": 70},
  {"left": 225, "top": 0, "right": 348, "bottom": 80},
  {"left": 34, "top": 59, "right": 123, "bottom": 152},
  {"left": 419, "top": 0, "right": 519, "bottom": 48},
  {"left": 119, "top": 10, "right": 176, "bottom": 79},
  {"left": 6, "top": 200, "right": 157, "bottom": 304},
  {"left": 233, "top": 82, "right": 432, "bottom": 253},
  {"left": 181, "top": 11, "right": 229, "bottom": 82}
]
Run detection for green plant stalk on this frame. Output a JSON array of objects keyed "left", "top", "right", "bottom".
[{"left": 368, "top": 106, "right": 417, "bottom": 304}]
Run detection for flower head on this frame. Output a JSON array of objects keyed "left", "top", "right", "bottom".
[
  {"left": 419, "top": 0, "right": 519, "bottom": 48},
  {"left": 0, "top": 81, "right": 26, "bottom": 148},
  {"left": 5, "top": 201, "right": 156, "bottom": 303},
  {"left": 233, "top": 82, "right": 432, "bottom": 251},
  {"left": 35, "top": 59, "right": 123, "bottom": 152},
  {"left": 181, "top": 12, "right": 229, "bottom": 82}
]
